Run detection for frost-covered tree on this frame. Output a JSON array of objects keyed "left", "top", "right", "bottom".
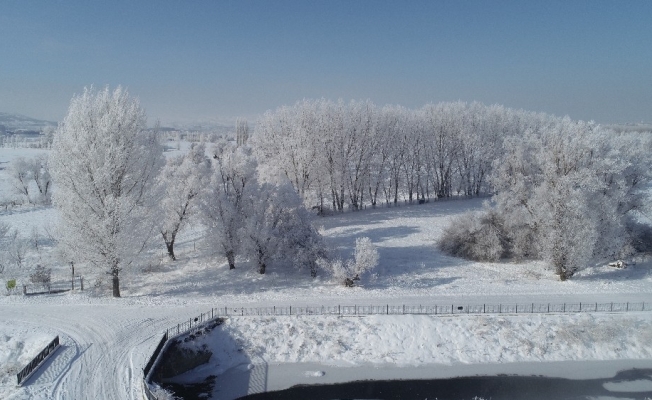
[
  {"left": 6, "top": 230, "right": 28, "bottom": 269},
  {"left": 157, "top": 142, "right": 210, "bottom": 260},
  {"left": 456, "top": 118, "right": 652, "bottom": 280},
  {"left": 9, "top": 158, "right": 31, "bottom": 203},
  {"left": 50, "top": 86, "right": 163, "bottom": 297},
  {"left": 9, "top": 155, "right": 52, "bottom": 204},
  {"left": 202, "top": 143, "right": 256, "bottom": 269},
  {"left": 0, "top": 223, "right": 10, "bottom": 273},
  {"left": 242, "top": 181, "right": 324, "bottom": 275},
  {"left": 28, "top": 154, "right": 52, "bottom": 204}
]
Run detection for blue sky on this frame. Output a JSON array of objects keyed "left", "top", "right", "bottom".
[{"left": 1, "top": 0, "right": 650, "bottom": 125}]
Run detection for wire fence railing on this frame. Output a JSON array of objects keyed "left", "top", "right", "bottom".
[{"left": 161, "top": 301, "right": 650, "bottom": 338}]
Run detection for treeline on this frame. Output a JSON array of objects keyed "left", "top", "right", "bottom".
[
  {"left": 438, "top": 118, "right": 652, "bottom": 279},
  {"left": 253, "top": 99, "right": 652, "bottom": 280},
  {"left": 253, "top": 100, "right": 559, "bottom": 211}
]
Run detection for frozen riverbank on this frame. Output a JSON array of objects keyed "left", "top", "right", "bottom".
[{"left": 167, "top": 312, "right": 652, "bottom": 399}]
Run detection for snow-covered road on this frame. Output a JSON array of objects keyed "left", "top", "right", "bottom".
[{"left": 1, "top": 302, "right": 203, "bottom": 400}]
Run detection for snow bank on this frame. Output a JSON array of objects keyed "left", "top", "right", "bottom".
[
  {"left": 180, "top": 312, "right": 652, "bottom": 378},
  {"left": 0, "top": 325, "right": 53, "bottom": 389}
]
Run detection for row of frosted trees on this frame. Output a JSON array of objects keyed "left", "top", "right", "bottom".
[{"left": 253, "top": 99, "right": 558, "bottom": 211}]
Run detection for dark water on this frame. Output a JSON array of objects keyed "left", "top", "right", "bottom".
[{"left": 238, "top": 368, "right": 652, "bottom": 400}]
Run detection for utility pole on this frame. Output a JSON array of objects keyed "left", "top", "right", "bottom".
[{"left": 70, "top": 261, "right": 75, "bottom": 290}]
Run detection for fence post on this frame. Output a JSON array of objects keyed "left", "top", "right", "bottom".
[
  {"left": 580, "top": 303, "right": 582, "bottom": 312},
  {"left": 563, "top": 303, "right": 565, "bottom": 313},
  {"left": 289, "top": 306, "right": 291, "bottom": 316},
  {"left": 387, "top": 304, "right": 388, "bottom": 315},
  {"left": 483, "top": 304, "right": 485, "bottom": 313},
  {"left": 80, "top": 276, "right": 84, "bottom": 291},
  {"left": 627, "top": 302, "right": 629, "bottom": 311},
  {"left": 532, "top": 303, "right": 534, "bottom": 313}
]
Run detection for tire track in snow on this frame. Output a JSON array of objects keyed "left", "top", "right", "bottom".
[{"left": 2, "top": 303, "right": 195, "bottom": 400}]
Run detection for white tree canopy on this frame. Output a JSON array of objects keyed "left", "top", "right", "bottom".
[{"left": 50, "top": 86, "right": 163, "bottom": 297}]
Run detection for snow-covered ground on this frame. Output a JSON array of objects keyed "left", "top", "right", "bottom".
[
  {"left": 1, "top": 146, "right": 652, "bottom": 399},
  {"left": 174, "top": 312, "right": 652, "bottom": 399},
  {"left": 0, "top": 326, "right": 55, "bottom": 389}
]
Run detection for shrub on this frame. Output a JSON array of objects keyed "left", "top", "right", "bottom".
[
  {"left": 30, "top": 265, "right": 51, "bottom": 290},
  {"left": 6, "top": 279, "right": 16, "bottom": 294},
  {"left": 438, "top": 210, "right": 507, "bottom": 262},
  {"left": 328, "top": 237, "right": 380, "bottom": 286}
]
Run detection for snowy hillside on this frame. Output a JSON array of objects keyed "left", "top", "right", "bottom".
[{"left": 0, "top": 113, "right": 56, "bottom": 132}]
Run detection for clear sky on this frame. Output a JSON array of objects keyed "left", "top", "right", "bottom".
[{"left": 1, "top": 0, "right": 650, "bottom": 125}]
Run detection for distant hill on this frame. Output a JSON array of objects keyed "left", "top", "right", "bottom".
[{"left": 0, "top": 112, "right": 57, "bottom": 133}]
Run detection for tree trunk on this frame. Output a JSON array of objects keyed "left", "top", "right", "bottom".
[
  {"left": 112, "top": 275, "right": 120, "bottom": 297},
  {"left": 226, "top": 250, "right": 236, "bottom": 270},
  {"left": 165, "top": 241, "right": 176, "bottom": 261},
  {"left": 258, "top": 262, "right": 266, "bottom": 274}
]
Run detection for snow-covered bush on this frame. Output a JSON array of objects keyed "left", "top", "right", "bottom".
[
  {"left": 350, "top": 237, "right": 380, "bottom": 279},
  {"left": 29, "top": 264, "right": 51, "bottom": 290},
  {"left": 328, "top": 237, "right": 379, "bottom": 286},
  {"left": 438, "top": 210, "right": 506, "bottom": 262},
  {"left": 148, "top": 384, "right": 180, "bottom": 400}
]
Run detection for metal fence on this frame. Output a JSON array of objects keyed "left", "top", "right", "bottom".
[
  {"left": 161, "top": 301, "right": 650, "bottom": 338},
  {"left": 23, "top": 276, "right": 83, "bottom": 295},
  {"left": 17, "top": 336, "right": 60, "bottom": 385},
  {"left": 143, "top": 333, "right": 170, "bottom": 400}
]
